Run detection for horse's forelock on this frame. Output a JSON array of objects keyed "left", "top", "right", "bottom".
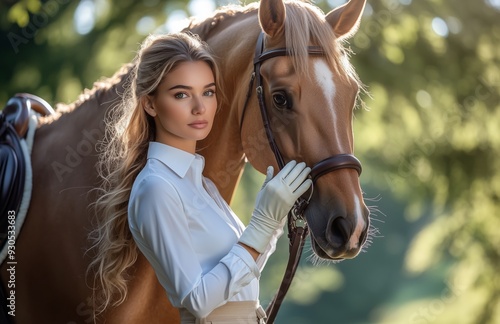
[{"left": 283, "top": 1, "right": 357, "bottom": 84}]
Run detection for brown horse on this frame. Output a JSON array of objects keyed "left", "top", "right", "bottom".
[{"left": 0, "top": 0, "right": 369, "bottom": 322}]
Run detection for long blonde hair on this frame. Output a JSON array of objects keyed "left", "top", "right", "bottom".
[{"left": 87, "top": 32, "right": 222, "bottom": 316}]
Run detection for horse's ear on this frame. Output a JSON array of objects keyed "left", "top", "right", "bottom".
[
  {"left": 259, "top": 0, "right": 286, "bottom": 38},
  {"left": 325, "top": 0, "right": 366, "bottom": 40}
]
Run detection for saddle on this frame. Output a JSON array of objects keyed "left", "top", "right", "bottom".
[
  {"left": 0, "top": 94, "right": 54, "bottom": 322},
  {"left": 0, "top": 93, "right": 54, "bottom": 239}
]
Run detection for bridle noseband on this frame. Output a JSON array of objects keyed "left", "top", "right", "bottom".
[{"left": 241, "top": 32, "right": 362, "bottom": 323}]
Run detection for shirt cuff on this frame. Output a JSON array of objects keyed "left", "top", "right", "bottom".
[{"left": 219, "top": 244, "right": 261, "bottom": 301}]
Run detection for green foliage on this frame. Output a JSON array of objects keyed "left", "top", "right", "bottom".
[
  {"left": 1, "top": 0, "right": 499, "bottom": 323},
  {"left": 349, "top": 0, "right": 500, "bottom": 322},
  {"left": 7, "top": 0, "right": 42, "bottom": 27}
]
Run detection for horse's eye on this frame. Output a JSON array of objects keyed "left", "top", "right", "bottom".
[{"left": 272, "top": 91, "right": 292, "bottom": 110}]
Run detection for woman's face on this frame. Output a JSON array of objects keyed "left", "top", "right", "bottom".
[{"left": 145, "top": 60, "right": 217, "bottom": 153}]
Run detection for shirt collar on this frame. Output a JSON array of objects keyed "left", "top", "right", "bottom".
[{"left": 147, "top": 142, "right": 204, "bottom": 178}]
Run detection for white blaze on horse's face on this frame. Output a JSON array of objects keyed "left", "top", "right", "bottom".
[
  {"left": 313, "top": 59, "right": 340, "bottom": 152},
  {"left": 311, "top": 58, "right": 367, "bottom": 255},
  {"left": 313, "top": 60, "right": 336, "bottom": 107}
]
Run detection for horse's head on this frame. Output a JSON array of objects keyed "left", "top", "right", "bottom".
[{"left": 240, "top": 0, "right": 369, "bottom": 261}]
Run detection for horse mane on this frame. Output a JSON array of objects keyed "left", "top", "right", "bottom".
[
  {"left": 186, "top": 2, "right": 259, "bottom": 37},
  {"left": 39, "top": 64, "right": 133, "bottom": 125}
]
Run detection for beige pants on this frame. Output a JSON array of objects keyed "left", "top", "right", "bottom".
[{"left": 180, "top": 301, "right": 267, "bottom": 324}]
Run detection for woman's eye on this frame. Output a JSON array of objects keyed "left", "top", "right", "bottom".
[
  {"left": 174, "top": 92, "right": 188, "bottom": 99},
  {"left": 204, "top": 89, "right": 216, "bottom": 96},
  {"left": 272, "top": 91, "right": 292, "bottom": 110}
]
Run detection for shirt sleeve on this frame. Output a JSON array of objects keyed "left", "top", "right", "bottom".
[
  {"left": 254, "top": 218, "right": 285, "bottom": 271},
  {"left": 128, "top": 175, "right": 260, "bottom": 318},
  {"left": 203, "top": 177, "right": 284, "bottom": 272}
]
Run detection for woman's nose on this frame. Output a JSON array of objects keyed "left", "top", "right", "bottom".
[{"left": 192, "top": 96, "right": 206, "bottom": 115}]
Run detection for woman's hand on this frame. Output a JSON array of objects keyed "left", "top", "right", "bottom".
[{"left": 239, "top": 161, "right": 312, "bottom": 254}]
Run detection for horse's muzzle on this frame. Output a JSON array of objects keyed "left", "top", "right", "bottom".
[{"left": 308, "top": 209, "right": 370, "bottom": 260}]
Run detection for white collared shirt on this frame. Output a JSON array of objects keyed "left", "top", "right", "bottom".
[{"left": 128, "top": 142, "right": 280, "bottom": 319}]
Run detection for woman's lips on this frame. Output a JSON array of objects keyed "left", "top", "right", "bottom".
[{"left": 188, "top": 120, "right": 208, "bottom": 129}]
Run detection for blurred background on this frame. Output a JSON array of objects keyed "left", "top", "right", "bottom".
[{"left": 1, "top": 0, "right": 499, "bottom": 323}]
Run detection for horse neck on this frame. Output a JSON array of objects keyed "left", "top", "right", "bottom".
[
  {"left": 190, "top": 10, "right": 261, "bottom": 203},
  {"left": 34, "top": 68, "right": 130, "bottom": 189}
]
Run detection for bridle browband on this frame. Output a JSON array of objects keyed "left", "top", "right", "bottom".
[{"left": 240, "top": 32, "right": 362, "bottom": 323}]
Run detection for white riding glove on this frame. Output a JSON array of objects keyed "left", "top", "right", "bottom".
[{"left": 239, "top": 160, "right": 313, "bottom": 254}]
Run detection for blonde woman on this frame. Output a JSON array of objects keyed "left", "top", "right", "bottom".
[{"left": 89, "top": 32, "right": 312, "bottom": 323}]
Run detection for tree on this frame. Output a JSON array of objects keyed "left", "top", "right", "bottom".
[{"left": 350, "top": 0, "right": 500, "bottom": 322}]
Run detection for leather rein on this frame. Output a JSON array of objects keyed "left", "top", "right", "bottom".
[{"left": 240, "top": 32, "right": 362, "bottom": 323}]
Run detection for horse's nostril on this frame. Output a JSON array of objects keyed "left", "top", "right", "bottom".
[{"left": 327, "top": 217, "right": 351, "bottom": 248}]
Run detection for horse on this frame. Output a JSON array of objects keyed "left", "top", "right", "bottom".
[{"left": 0, "top": 0, "right": 369, "bottom": 322}]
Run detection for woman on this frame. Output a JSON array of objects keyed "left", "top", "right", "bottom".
[{"left": 88, "top": 32, "right": 312, "bottom": 323}]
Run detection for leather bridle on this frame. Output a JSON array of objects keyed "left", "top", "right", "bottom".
[{"left": 240, "top": 32, "right": 362, "bottom": 323}]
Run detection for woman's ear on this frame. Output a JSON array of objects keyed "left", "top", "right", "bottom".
[{"left": 142, "top": 96, "right": 157, "bottom": 117}]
